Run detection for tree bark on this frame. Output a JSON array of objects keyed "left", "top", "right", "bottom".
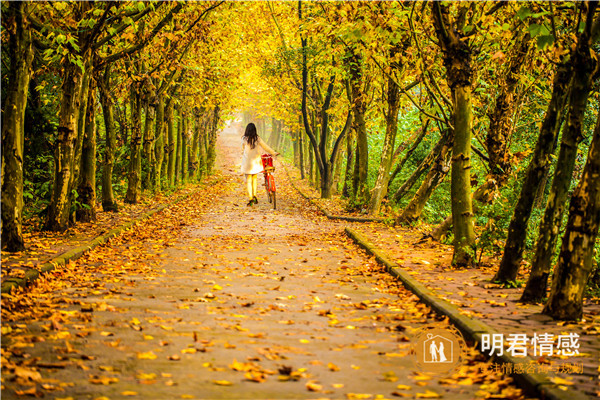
[
  {"left": 181, "top": 109, "right": 188, "bottom": 182},
  {"left": 99, "top": 66, "right": 118, "bottom": 212},
  {"left": 76, "top": 81, "right": 97, "bottom": 222},
  {"left": 493, "top": 44, "right": 575, "bottom": 283},
  {"left": 166, "top": 99, "right": 176, "bottom": 187},
  {"left": 153, "top": 96, "right": 165, "bottom": 190},
  {"left": 388, "top": 119, "right": 429, "bottom": 186},
  {"left": 486, "top": 32, "right": 532, "bottom": 183},
  {"left": 1, "top": 1, "right": 34, "bottom": 250},
  {"left": 398, "top": 132, "right": 453, "bottom": 223},
  {"left": 125, "top": 83, "right": 143, "bottom": 203},
  {"left": 543, "top": 105, "right": 600, "bottom": 320},
  {"left": 432, "top": 2, "right": 476, "bottom": 267},
  {"left": 369, "top": 49, "right": 402, "bottom": 215},
  {"left": 142, "top": 97, "right": 156, "bottom": 191},
  {"left": 348, "top": 50, "right": 368, "bottom": 205},
  {"left": 393, "top": 129, "right": 449, "bottom": 203},
  {"left": 45, "top": 63, "right": 84, "bottom": 231},
  {"left": 522, "top": 4, "right": 598, "bottom": 301}
]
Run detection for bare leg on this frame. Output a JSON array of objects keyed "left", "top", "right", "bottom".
[
  {"left": 252, "top": 174, "right": 258, "bottom": 198},
  {"left": 246, "top": 174, "right": 253, "bottom": 200}
]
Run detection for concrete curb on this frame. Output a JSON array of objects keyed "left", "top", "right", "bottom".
[
  {"left": 345, "top": 227, "right": 591, "bottom": 400},
  {"left": 279, "top": 162, "right": 386, "bottom": 223},
  {"left": 1, "top": 190, "right": 197, "bottom": 294}
]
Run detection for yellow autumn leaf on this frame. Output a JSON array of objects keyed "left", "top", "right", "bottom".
[
  {"left": 306, "top": 381, "right": 323, "bottom": 392},
  {"left": 137, "top": 351, "right": 157, "bottom": 360},
  {"left": 327, "top": 362, "right": 340, "bottom": 372},
  {"left": 121, "top": 391, "right": 138, "bottom": 396},
  {"left": 396, "top": 384, "right": 412, "bottom": 390},
  {"left": 213, "top": 380, "right": 233, "bottom": 386},
  {"left": 550, "top": 377, "right": 574, "bottom": 385},
  {"left": 136, "top": 372, "right": 157, "bottom": 380},
  {"left": 416, "top": 390, "right": 441, "bottom": 398},
  {"left": 346, "top": 394, "right": 372, "bottom": 400}
]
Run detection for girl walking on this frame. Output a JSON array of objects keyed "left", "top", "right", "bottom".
[{"left": 240, "top": 123, "right": 278, "bottom": 206}]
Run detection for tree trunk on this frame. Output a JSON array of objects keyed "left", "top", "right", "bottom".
[
  {"left": 432, "top": 2, "right": 476, "bottom": 267},
  {"left": 152, "top": 95, "right": 165, "bottom": 191},
  {"left": 72, "top": 56, "right": 93, "bottom": 201},
  {"left": 298, "top": 114, "right": 305, "bottom": 180},
  {"left": 369, "top": 57, "right": 401, "bottom": 215},
  {"left": 76, "top": 81, "right": 97, "bottom": 222},
  {"left": 543, "top": 105, "right": 600, "bottom": 320},
  {"left": 198, "top": 111, "right": 208, "bottom": 180},
  {"left": 521, "top": 5, "right": 597, "bottom": 301},
  {"left": 142, "top": 99, "right": 156, "bottom": 191},
  {"left": 398, "top": 132, "right": 453, "bottom": 223},
  {"left": 99, "top": 66, "right": 118, "bottom": 212},
  {"left": 125, "top": 84, "right": 143, "bottom": 203},
  {"left": 206, "top": 106, "right": 219, "bottom": 174},
  {"left": 388, "top": 119, "right": 429, "bottom": 186},
  {"left": 493, "top": 53, "right": 574, "bottom": 283},
  {"left": 348, "top": 50, "right": 368, "bottom": 205},
  {"left": 1, "top": 1, "right": 33, "bottom": 250},
  {"left": 45, "top": 63, "right": 84, "bottom": 231},
  {"left": 486, "top": 32, "right": 532, "bottom": 183},
  {"left": 190, "top": 108, "right": 200, "bottom": 180},
  {"left": 181, "top": 110, "right": 188, "bottom": 182},
  {"left": 166, "top": 99, "right": 176, "bottom": 187},
  {"left": 342, "top": 129, "right": 354, "bottom": 198},
  {"left": 393, "top": 129, "right": 448, "bottom": 203},
  {"left": 175, "top": 106, "right": 182, "bottom": 185}
]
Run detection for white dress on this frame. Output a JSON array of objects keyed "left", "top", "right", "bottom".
[{"left": 240, "top": 136, "right": 276, "bottom": 175}]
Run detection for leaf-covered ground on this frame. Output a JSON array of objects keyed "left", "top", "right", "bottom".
[{"left": 2, "top": 125, "right": 534, "bottom": 399}]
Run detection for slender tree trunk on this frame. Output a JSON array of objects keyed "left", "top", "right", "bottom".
[
  {"left": 152, "top": 95, "right": 165, "bottom": 191},
  {"left": 190, "top": 108, "right": 200, "bottom": 181},
  {"left": 543, "top": 107, "right": 600, "bottom": 320},
  {"left": 342, "top": 129, "right": 355, "bottom": 198},
  {"left": 1, "top": 1, "right": 33, "bottom": 250},
  {"left": 181, "top": 110, "right": 188, "bottom": 183},
  {"left": 206, "top": 106, "right": 220, "bottom": 174},
  {"left": 142, "top": 99, "right": 156, "bottom": 191},
  {"left": 76, "top": 81, "right": 97, "bottom": 221},
  {"left": 198, "top": 111, "right": 208, "bottom": 180},
  {"left": 493, "top": 56, "right": 574, "bottom": 283},
  {"left": 72, "top": 56, "right": 93, "bottom": 202},
  {"left": 298, "top": 114, "right": 305, "bottom": 179},
  {"left": 45, "top": 63, "right": 84, "bottom": 231},
  {"left": 369, "top": 60, "right": 401, "bottom": 214},
  {"left": 125, "top": 84, "right": 143, "bottom": 203},
  {"left": 486, "top": 32, "right": 532, "bottom": 183},
  {"left": 348, "top": 50, "right": 368, "bottom": 204},
  {"left": 175, "top": 106, "right": 182, "bottom": 185},
  {"left": 99, "top": 66, "right": 118, "bottom": 212},
  {"left": 393, "top": 129, "right": 449, "bottom": 203},
  {"left": 398, "top": 133, "right": 453, "bottom": 223},
  {"left": 521, "top": 6, "right": 598, "bottom": 300},
  {"left": 432, "top": 2, "right": 476, "bottom": 267},
  {"left": 388, "top": 120, "right": 429, "bottom": 185},
  {"left": 166, "top": 99, "right": 176, "bottom": 187}
]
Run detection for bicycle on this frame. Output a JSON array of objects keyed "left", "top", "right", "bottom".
[{"left": 261, "top": 154, "right": 277, "bottom": 210}]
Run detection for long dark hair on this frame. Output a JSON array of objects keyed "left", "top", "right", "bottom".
[{"left": 243, "top": 123, "right": 259, "bottom": 149}]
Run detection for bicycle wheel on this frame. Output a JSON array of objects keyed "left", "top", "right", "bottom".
[
  {"left": 264, "top": 174, "right": 272, "bottom": 203},
  {"left": 268, "top": 174, "right": 277, "bottom": 210}
]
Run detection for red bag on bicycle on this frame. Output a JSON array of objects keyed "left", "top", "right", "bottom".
[{"left": 261, "top": 154, "right": 274, "bottom": 170}]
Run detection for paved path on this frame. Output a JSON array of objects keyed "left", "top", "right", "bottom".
[{"left": 1, "top": 124, "right": 527, "bottom": 399}]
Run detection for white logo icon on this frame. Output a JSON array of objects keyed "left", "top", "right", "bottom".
[{"left": 424, "top": 333, "right": 453, "bottom": 363}]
